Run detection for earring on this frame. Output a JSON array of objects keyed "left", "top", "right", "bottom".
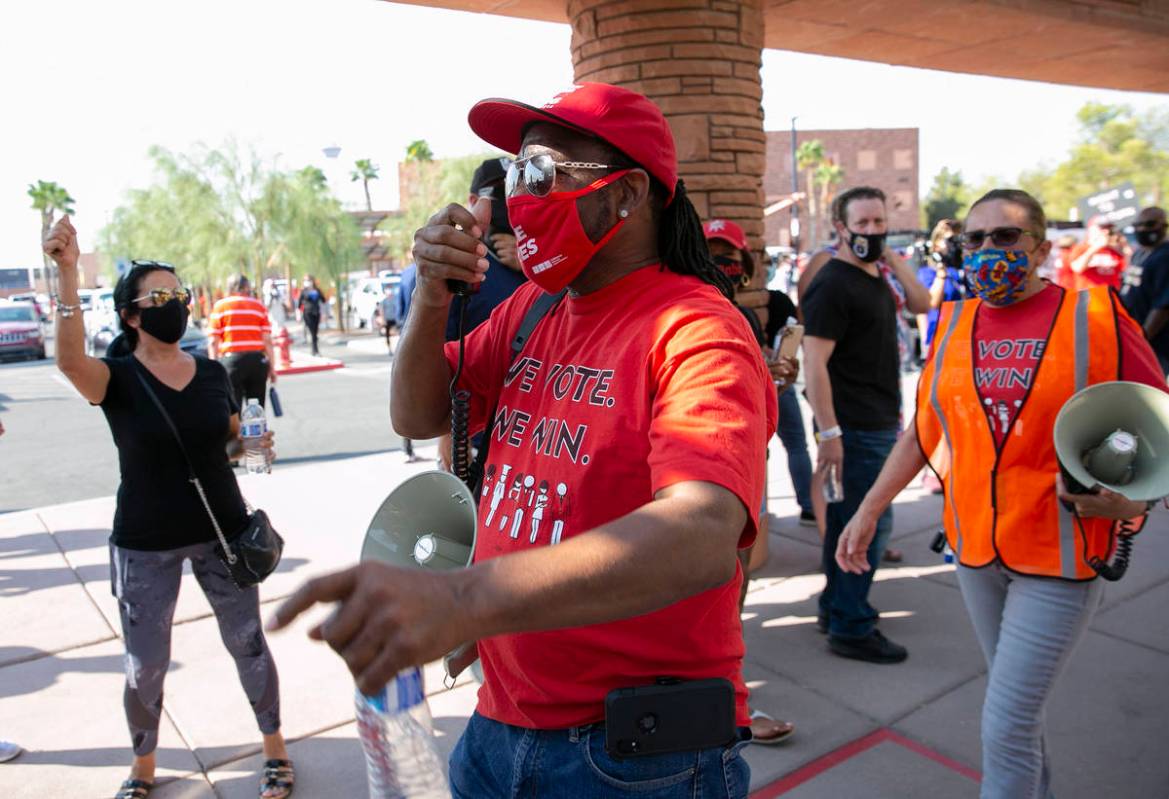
[
  {"left": 740, "top": 274, "right": 751, "bottom": 288},
  {"left": 619, "top": 209, "right": 629, "bottom": 219}
]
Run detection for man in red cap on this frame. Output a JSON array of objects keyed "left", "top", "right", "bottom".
[{"left": 270, "top": 83, "right": 775, "bottom": 797}]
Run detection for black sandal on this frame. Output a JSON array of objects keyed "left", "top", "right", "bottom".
[
  {"left": 260, "top": 758, "right": 295, "bottom": 799},
  {"left": 114, "top": 779, "right": 153, "bottom": 799}
]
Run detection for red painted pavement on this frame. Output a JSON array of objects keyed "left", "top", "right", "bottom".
[
  {"left": 749, "top": 728, "right": 980, "bottom": 798},
  {"left": 275, "top": 358, "right": 344, "bottom": 376}
]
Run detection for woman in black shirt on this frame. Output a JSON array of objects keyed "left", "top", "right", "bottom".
[{"left": 46, "top": 218, "right": 294, "bottom": 799}]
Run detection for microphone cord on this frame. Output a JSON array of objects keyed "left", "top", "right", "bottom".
[{"left": 449, "top": 295, "right": 472, "bottom": 485}]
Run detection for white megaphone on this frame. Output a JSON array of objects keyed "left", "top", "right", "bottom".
[
  {"left": 360, "top": 470, "right": 483, "bottom": 682},
  {"left": 1053, "top": 381, "right": 1169, "bottom": 502},
  {"left": 361, "top": 470, "right": 477, "bottom": 571},
  {"left": 1054, "top": 381, "right": 1169, "bottom": 581}
]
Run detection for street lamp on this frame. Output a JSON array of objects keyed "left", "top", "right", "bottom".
[
  {"left": 789, "top": 117, "right": 800, "bottom": 261},
  {"left": 322, "top": 144, "right": 341, "bottom": 159}
]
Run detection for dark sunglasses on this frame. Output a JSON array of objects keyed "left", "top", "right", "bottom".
[
  {"left": 505, "top": 153, "right": 620, "bottom": 198},
  {"left": 959, "top": 227, "right": 1041, "bottom": 250},
  {"left": 130, "top": 259, "right": 176, "bottom": 272},
  {"left": 131, "top": 287, "right": 191, "bottom": 307},
  {"left": 1134, "top": 220, "right": 1164, "bottom": 230}
]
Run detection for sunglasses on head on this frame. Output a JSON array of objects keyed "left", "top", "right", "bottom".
[
  {"left": 959, "top": 227, "right": 1041, "bottom": 250},
  {"left": 131, "top": 287, "right": 191, "bottom": 307},
  {"left": 130, "top": 259, "right": 176, "bottom": 272},
  {"left": 505, "top": 153, "right": 621, "bottom": 198}
]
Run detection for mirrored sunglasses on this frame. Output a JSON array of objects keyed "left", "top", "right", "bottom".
[
  {"left": 505, "top": 153, "right": 619, "bottom": 198},
  {"left": 131, "top": 287, "right": 191, "bottom": 307}
]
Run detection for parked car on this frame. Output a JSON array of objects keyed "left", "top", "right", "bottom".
[
  {"left": 84, "top": 289, "right": 118, "bottom": 355},
  {"left": 179, "top": 321, "right": 209, "bottom": 358},
  {"left": 0, "top": 302, "right": 47, "bottom": 361},
  {"left": 349, "top": 275, "right": 400, "bottom": 330},
  {"left": 9, "top": 292, "right": 49, "bottom": 323}
]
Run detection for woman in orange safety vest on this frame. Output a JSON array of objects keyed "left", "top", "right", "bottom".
[{"left": 835, "top": 189, "right": 1165, "bottom": 799}]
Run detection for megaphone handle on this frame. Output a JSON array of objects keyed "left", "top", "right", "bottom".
[{"left": 443, "top": 641, "right": 480, "bottom": 687}]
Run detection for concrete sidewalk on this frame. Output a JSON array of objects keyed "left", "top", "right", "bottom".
[{"left": 2, "top": 438, "right": 1167, "bottom": 798}]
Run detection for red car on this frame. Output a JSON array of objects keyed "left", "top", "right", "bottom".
[{"left": 0, "top": 302, "right": 47, "bottom": 361}]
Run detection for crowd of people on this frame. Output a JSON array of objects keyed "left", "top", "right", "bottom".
[{"left": 20, "top": 80, "right": 1169, "bottom": 799}]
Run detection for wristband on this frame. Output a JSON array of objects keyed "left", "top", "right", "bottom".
[{"left": 816, "top": 425, "right": 842, "bottom": 443}]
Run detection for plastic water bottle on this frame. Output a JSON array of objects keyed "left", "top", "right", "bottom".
[
  {"left": 354, "top": 667, "right": 450, "bottom": 799},
  {"left": 823, "top": 463, "right": 844, "bottom": 503},
  {"left": 240, "top": 398, "right": 270, "bottom": 474}
]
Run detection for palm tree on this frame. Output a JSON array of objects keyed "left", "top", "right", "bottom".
[
  {"left": 405, "top": 140, "right": 433, "bottom": 162},
  {"left": 350, "top": 159, "right": 380, "bottom": 212},
  {"left": 796, "top": 140, "right": 825, "bottom": 248},
  {"left": 28, "top": 180, "right": 76, "bottom": 296},
  {"left": 816, "top": 159, "right": 845, "bottom": 242}
]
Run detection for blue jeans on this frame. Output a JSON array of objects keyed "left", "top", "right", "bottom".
[
  {"left": 776, "top": 389, "right": 813, "bottom": 513},
  {"left": 450, "top": 712, "right": 752, "bottom": 799},
  {"left": 819, "top": 427, "right": 898, "bottom": 638},
  {"left": 957, "top": 564, "right": 1103, "bottom": 799}
]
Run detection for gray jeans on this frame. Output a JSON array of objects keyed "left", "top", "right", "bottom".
[
  {"left": 956, "top": 563, "right": 1103, "bottom": 799},
  {"left": 110, "top": 540, "right": 281, "bottom": 756}
]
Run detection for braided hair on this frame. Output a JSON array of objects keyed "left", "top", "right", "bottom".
[{"left": 655, "top": 180, "right": 737, "bottom": 300}]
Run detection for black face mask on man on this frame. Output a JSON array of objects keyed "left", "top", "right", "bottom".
[
  {"left": 846, "top": 230, "right": 886, "bottom": 263},
  {"left": 1136, "top": 228, "right": 1165, "bottom": 248},
  {"left": 137, "top": 299, "right": 189, "bottom": 344}
]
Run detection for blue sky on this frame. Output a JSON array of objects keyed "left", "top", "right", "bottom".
[{"left": 2, "top": 0, "right": 1166, "bottom": 267}]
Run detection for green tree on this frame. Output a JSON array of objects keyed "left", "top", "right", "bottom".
[
  {"left": 405, "top": 139, "right": 434, "bottom": 162},
  {"left": 28, "top": 180, "right": 76, "bottom": 296},
  {"left": 1016, "top": 103, "right": 1169, "bottom": 219},
  {"left": 815, "top": 159, "right": 845, "bottom": 241},
  {"left": 351, "top": 158, "right": 380, "bottom": 211},
  {"left": 922, "top": 168, "right": 971, "bottom": 231},
  {"left": 796, "top": 140, "right": 826, "bottom": 248}
]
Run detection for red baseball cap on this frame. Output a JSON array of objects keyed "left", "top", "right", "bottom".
[
  {"left": 467, "top": 82, "right": 678, "bottom": 204},
  {"left": 703, "top": 219, "right": 748, "bottom": 251}
]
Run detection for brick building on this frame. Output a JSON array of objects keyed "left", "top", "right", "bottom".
[{"left": 764, "top": 128, "right": 920, "bottom": 248}]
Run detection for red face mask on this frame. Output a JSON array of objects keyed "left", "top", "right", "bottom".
[{"left": 506, "top": 170, "right": 631, "bottom": 293}]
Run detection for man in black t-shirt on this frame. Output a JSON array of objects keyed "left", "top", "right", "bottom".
[
  {"left": 1121, "top": 206, "right": 1169, "bottom": 374},
  {"left": 803, "top": 186, "right": 917, "bottom": 665}
]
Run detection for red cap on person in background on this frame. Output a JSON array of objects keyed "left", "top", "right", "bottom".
[
  {"left": 467, "top": 82, "right": 678, "bottom": 204},
  {"left": 703, "top": 219, "right": 749, "bottom": 252}
]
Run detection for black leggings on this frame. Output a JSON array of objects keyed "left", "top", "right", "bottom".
[
  {"left": 223, "top": 350, "right": 269, "bottom": 410},
  {"left": 304, "top": 312, "right": 321, "bottom": 354}
]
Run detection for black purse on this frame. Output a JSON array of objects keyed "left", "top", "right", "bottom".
[{"left": 134, "top": 365, "right": 284, "bottom": 588}]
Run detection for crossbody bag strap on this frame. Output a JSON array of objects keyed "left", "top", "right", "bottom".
[
  {"left": 471, "top": 289, "right": 567, "bottom": 482},
  {"left": 132, "top": 362, "right": 238, "bottom": 563}
]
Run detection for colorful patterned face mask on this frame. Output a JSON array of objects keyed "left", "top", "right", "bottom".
[{"left": 964, "top": 248, "right": 1031, "bottom": 306}]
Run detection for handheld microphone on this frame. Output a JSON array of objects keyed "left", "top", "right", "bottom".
[{"left": 447, "top": 190, "right": 493, "bottom": 296}]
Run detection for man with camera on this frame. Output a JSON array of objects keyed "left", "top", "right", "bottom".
[{"left": 269, "top": 83, "right": 775, "bottom": 798}]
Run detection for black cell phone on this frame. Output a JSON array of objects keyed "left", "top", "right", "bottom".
[{"left": 604, "top": 678, "right": 736, "bottom": 759}]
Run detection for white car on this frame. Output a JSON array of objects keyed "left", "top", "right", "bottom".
[{"left": 349, "top": 276, "right": 400, "bottom": 330}]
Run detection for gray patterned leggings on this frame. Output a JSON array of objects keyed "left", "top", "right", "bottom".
[{"left": 110, "top": 540, "right": 281, "bottom": 756}]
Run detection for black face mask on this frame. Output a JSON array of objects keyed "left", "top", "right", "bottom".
[
  {"left": 137, "top": 299, "right": 189, "bottom": 344},
  {"left": 1136, "top": 229, "right": 1165, "bottom": 248},
  {"left": 847, "top": 229, "right": 886, "bottom": 263}
]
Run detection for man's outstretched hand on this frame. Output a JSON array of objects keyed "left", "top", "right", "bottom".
[{"left": 266, "top": 561, "right": 474, "bottom": 694}]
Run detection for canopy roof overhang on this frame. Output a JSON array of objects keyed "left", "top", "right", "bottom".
[{"left": 390, "top": 0, "right": 1169, "bottom": 93}]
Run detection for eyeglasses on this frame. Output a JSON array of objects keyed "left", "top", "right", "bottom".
[
  {"left": 959, "top": 227, "right": 1041, "bottom": 250},
  {"left": 505, "top": 153, "right": 620, "bottom": 198},
  {"left": 131, "top": 287, "right": 191, "bottom": 307},
  {"left": 130, "top": 259, "right": 176, "bottom": 272}
]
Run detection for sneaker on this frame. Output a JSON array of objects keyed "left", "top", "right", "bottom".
[
  {"left": 817, "top": 612, "right": 828, "bottom": 634},
  {"left": 0, "top": 741, "right": 22, "bottom": 763},
  {"left": 828, "top": 630, "right": 908, "bottom": 664},
  {"left": 798, "top": 510, "right": 817, "bottom": 527}
]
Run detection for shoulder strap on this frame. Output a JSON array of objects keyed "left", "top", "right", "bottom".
[
  {"left": 469, "top": 289, "right": 567, "bottom": 492},
  {"left": 132, "top": 360, "right": 238, "bottom": 560}
]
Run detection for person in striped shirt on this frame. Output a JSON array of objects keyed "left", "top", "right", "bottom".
[{"left": 208, "top": 274, "right": 277, "bottom": 410}]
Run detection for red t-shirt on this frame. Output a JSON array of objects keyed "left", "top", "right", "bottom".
[
  {"left": 972, "top": 284, "right": 1164, "bottom": 446},
  {"left": 1069, "top": 242, "right": 1125, "bottom": 291},
  {"left": 443, "top": 266, "right": 776, "bottom": 730}
]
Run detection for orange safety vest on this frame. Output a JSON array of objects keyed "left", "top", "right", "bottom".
[{"left": 916, "top": 286, "right": 1126, "bottom": 581}]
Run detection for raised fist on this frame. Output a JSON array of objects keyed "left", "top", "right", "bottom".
[{"left": 43, "top": 216, "right": 80, "bottom": 271}]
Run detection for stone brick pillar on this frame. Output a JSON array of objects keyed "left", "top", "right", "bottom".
[{"left": 568, "top": 0, "right": 769, "bottom": 320}]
